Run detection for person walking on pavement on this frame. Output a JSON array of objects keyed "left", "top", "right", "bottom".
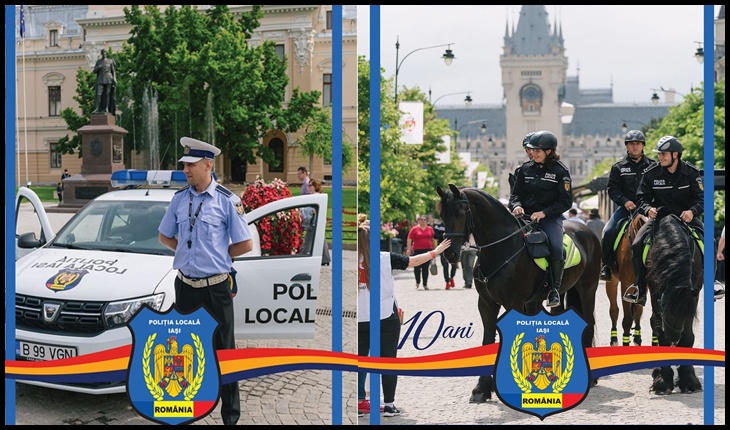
[
  {"left": 433, "top": 216, "right": 457, "bottom": 289},
  {"left": 624, "top": 136, "right": 704, "bottom": 306},
  {"left": 460, "top": 242, "right": 478, "bottom": 289},
  {"left": 357, "top": 218, "right": 451, "bottom": 418},
  {"left": 567, "top": 208, "right": 586, "bottom": 224},
  {"left": 56, "top": 182, "right": 63, "bottom": 203},
  {"left": 715, "top": 225, "right": 725, "bottom": 299},
  {"left": 405, "top": 215, "right": 436, "bottom": 290},
  {"left": 509, "top": 130, "right": 573, "bottom": 308},
  {"left": 586, "top": 208, "right": 605, "bottom": 240},
  {"left": 599, "top": 130, "right": 656, "bottom": 281},
  {"left": 158, "top": 137, "right": 253, "bottom": 426}
]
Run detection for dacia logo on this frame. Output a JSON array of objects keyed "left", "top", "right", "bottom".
[
  {"left": 494, "top": 309, "right": 590, "bottom": 420},
  {"left": 127, "top": 305, "right": 221, "bottom": 425}
]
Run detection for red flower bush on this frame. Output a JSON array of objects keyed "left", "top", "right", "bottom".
[{"left": 240, "top": 177, "right": 303, "bottom": 256}]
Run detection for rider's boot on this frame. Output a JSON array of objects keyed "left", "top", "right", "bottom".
[
  {"left": 623, "top": 264, "right": 647, "bottom": 306},
  {"left": 546, "top": 258, "right": 564, "bottom": 308},
  {"left": 599, "top": 236, "right": 613, "bottom": 281}
]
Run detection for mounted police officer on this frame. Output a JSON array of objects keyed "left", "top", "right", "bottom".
[
  {"left": 509, "top": 132, "right": 535, "bottom": 194},
  {"left": 624, "top": 135, "right": 704, "bottom": 306},
  {"left": 599, "top": 130, "right": 656, "bottom": 280},
  {"left": 509, "top": 130, "right": 573, "bottom": 308}
]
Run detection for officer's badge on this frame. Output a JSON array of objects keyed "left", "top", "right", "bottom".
[
  {"left": 494, "top": 309, "right": 590, "bottom": 420},
  {"left": 235, "top": 200, "right": 244, "bottom": 216},
  {"left": 697, "top": 177, "right": 704, "bottom": 191},
  {"left": 183, "top": 145, "right": 191, "bottom": 155},
  {"left": 127, "top": 305, "right": 221, "bottom": 425},
  {"left": 564, "top": 182, "right": 570, "bottom": 191}
]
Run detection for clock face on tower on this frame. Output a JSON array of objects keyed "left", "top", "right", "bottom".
[{"left": 520, "top": 84, "right": 542, "bottom": 113}]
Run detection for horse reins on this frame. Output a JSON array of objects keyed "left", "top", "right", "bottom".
[{"left": 445, "top": 196, "right": 535, "bottom": 282}]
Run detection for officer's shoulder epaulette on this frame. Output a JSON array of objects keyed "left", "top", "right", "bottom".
[
  {"left": 556, "top": 160, "right": 570, "bottom": 171},
  {"left": 683, "top": 160, "right": 700, "bottom": 171},
  {"left": 642, "top": 162, "right": 659, "bottom": 174},
  {"left": 174, "top": 185, "right": 190, "bottom": 194},
  {"left": 215, "top": 184, "right": 233, "bottom": 197},
  {"left": 523, "top": 160, "right": 535, "bottom": 168}
]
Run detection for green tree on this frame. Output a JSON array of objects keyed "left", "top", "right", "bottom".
[
  {"left": 647, "top": 79, "right": 725, "bottom": 225},
  {"left": 57, "top": 5, "right": 326, "bottom": 173},
  {"left": 357, "top": 56, "right": 465, "bottom": 224}
]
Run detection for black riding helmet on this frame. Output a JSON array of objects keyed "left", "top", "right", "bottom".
[
  {"left": 624, "top": 130, "right": 646, "bottom": 144},
  {"left": 652, "top": 135, "right": 684, "bottom": 153},
  {"left": 525, "top": 130, "right": 558, "bottom": 150},
  {"left": 522, "top": 132, "right": 536, "bottom": 148}
]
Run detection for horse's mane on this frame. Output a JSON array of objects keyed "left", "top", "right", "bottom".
[
  {"left": 462, "top": 187, "right": 515, "bottom": 220},
  {"left": 647, "top": 215, "right": 698, "bottom": 320}
]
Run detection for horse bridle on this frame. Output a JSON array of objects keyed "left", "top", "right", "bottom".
[{"left": 445, "top": 196, "right": 535, "bottom": 281}]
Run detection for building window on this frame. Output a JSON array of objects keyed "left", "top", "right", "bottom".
[
  {"left": 322, "top": 73, "right": 332, "bottom": 107},
  {"left": 49, "top": 86, "right": 61, "bottom": 116},
  {"left": 275, "top": 44, "right": 285, "bottom": 61},
  {"left": 326, "top": 10, "right": 332, "bottom": 30},
  {"left": 49, "top": 29, "right": 59, "bottom": 47},
  {"left": 50, "top": 142, "right": 62, "bottom": 168},
  {"left": 268, "top": 138, "right": 284, "bottom": 172}
]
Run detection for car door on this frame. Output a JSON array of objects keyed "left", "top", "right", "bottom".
[
  {"left": 232, "top": 193, "right": 328, "bottom": 339},
  {"left": 15, "top": 187, "right": 55, "bottom": 261}
]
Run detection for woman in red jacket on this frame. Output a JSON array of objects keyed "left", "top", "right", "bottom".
[{"left": 405, "top": 215, "right": 436, "bottom": 290}]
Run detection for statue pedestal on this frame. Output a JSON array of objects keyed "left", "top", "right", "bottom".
[{"left": 59, "top": 114, "right": 128, "bottom": 208}]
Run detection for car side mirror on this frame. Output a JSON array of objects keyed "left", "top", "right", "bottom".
[{"left": 18, "top": 232, "right": 45, "bottom": 249}]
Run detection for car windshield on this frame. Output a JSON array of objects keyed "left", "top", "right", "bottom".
[{"left": 51, "top": 199, "right": 173, "bottom": 256}]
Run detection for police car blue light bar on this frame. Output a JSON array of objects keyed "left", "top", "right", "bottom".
[{"left": 111, "top": 170, "right": 189, "bottom": 187}]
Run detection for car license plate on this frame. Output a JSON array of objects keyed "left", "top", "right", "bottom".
[{"left": 16, "top": 340, "right": 78, "bottom": 361}]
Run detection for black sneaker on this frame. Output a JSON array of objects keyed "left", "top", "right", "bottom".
[
  {"left": 599, "top": 266, "right": 612, "bottom": 281},
  {"left": 383, "top": 405, "right": 401, "bottom": 417},
  {"left": 714, "top": 281, "right": 725, "bottom": 301},
  {"left": 358, "top": 410, "right": 364, "bottom": 418}
]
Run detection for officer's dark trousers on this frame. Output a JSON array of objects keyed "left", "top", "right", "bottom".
[
  {"left": 601, "top": 206, "right": 630, "bottom": 266},
  {"left": 175, "top": 276, "right": 240, "bottom": 425},
  {"left": 538, "top": 216, "right": 564, "bottom": 262}
]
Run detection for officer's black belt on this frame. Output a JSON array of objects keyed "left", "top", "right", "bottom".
[{"left": 177, "top": 271, "right": 228, "bottom": 288}]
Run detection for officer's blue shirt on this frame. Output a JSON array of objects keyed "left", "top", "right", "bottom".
[{"left": 159, "top": 177, "right": 251, "bottom": 278}]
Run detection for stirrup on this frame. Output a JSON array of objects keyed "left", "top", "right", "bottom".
[
  {"left": 546, "top": 290, "right": 560, "bottom": 308},
  {"left": 623, "top": 285, "right": 640, "bottom": 304},
  {"left": 599, "top": 266, "right": 612, "bottom": 281}
]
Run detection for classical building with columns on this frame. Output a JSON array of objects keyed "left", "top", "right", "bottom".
[{"left": 13, "top": 5, "right": 358, "bottom": 187}]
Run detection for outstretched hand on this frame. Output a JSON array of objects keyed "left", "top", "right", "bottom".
[{"left": 436, "top": 238, "right": 452, "bottom": 254}]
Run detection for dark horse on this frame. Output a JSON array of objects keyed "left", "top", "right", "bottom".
[
  {"left": 605, "top": 214, "right": 654, "bottom": 346},
  {"left": 436, "top": 184, "right": 601, "bottom": 403},
  {"left": 645, "top": 212, "right": 703, "bottom": 394}
]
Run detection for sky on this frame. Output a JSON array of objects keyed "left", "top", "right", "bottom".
[{"left": 357, "top": 5, "right": 720, "bottom": 106}]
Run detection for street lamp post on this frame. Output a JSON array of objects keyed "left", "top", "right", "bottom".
[
  {"left": 431, "top": 91, "right": 473, "bottom": 108},
  {"left": 694, "top": 41, "right": 726, "bottom": 64},
  {"left": 455, "top": 118, "right": 488, "bottom": 151},
  {"left": 394, "top": 36, "right": 455, "bottom": 102},
  {"left": 650, "top": 87, "right": 686, "bottom": 105}
]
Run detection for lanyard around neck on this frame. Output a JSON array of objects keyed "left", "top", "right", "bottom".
[{"left": 187, "top": 191, "right": 207, "bottom": 249}]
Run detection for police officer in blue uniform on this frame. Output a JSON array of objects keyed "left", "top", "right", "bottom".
[
  {"left": 158, "top": 137, "right": 253, "bottom": 425},
  {"left": 599, "top": 130, "right": 656, "bottom": 280},
  {"left": 624, "top": 136, "right": 704, "bottom": 306},
  {"left": 509, "top": 131, "right": 573, "bottom": 308}
]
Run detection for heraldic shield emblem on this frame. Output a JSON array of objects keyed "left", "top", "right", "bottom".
[
  {"left": 494, "top": 308, "right": 590, "bottom": 420},
  {"left": 127, "top": 305, "right": 221, "bottom": 425}
]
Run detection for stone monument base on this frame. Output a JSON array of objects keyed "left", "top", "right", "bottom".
[{"left": 58, "top": 173, "right": 117, "bottom": 209}]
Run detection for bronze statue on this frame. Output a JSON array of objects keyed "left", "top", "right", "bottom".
[{"left": 93, "top": 49, "right": 117, "bottom": 114}]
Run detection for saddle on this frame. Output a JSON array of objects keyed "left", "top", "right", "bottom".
[{"left": 520, "top": 221, "right": 581, "bottom": 271}]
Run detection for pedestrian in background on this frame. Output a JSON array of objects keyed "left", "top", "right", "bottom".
[
  {"left": 308, "top": 177, "right": 331, "bottom": 266},
  {"left": 460, "top": 243, "right": 478, "bottom": 289},
  {"left": 158, "top": 137, "right": 253, "bottom": 426},
  {"left": 297, "top": 166, "right": 311, "bottom": 195},
  {"left": 405, "top": 215, "right": 436, "bottom": 290},
  {"left": 357, "top": 218, "right": 451, "bottom": 418},
  {"left": 567, "top": 208, "right": 586, "bottom": 224},
  {"left": 56, "top": 182, "right": 63, "bottom": 203},
  {"left": 716, "top": 225, "right": 725, "bottom": 299},
  {"left": 586, "top": 208, "right": 605, "bottom": 240},
  {"left": 433, "top": 216, "right": 457, "bottom": 289}
]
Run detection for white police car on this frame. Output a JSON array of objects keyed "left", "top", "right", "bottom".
[{"left": 14, "top": 170, "right": 329, "bottom": 394}]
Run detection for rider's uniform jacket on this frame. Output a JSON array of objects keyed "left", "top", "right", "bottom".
[
  {"left": 509, "top": 159, "right": 572, "bottom": 218},
  {"left": 636, "top": 159, "right": 704, "bottom": 218},
  {"left": 607, "top": 153, "right": 656, "bottom": 207}
]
